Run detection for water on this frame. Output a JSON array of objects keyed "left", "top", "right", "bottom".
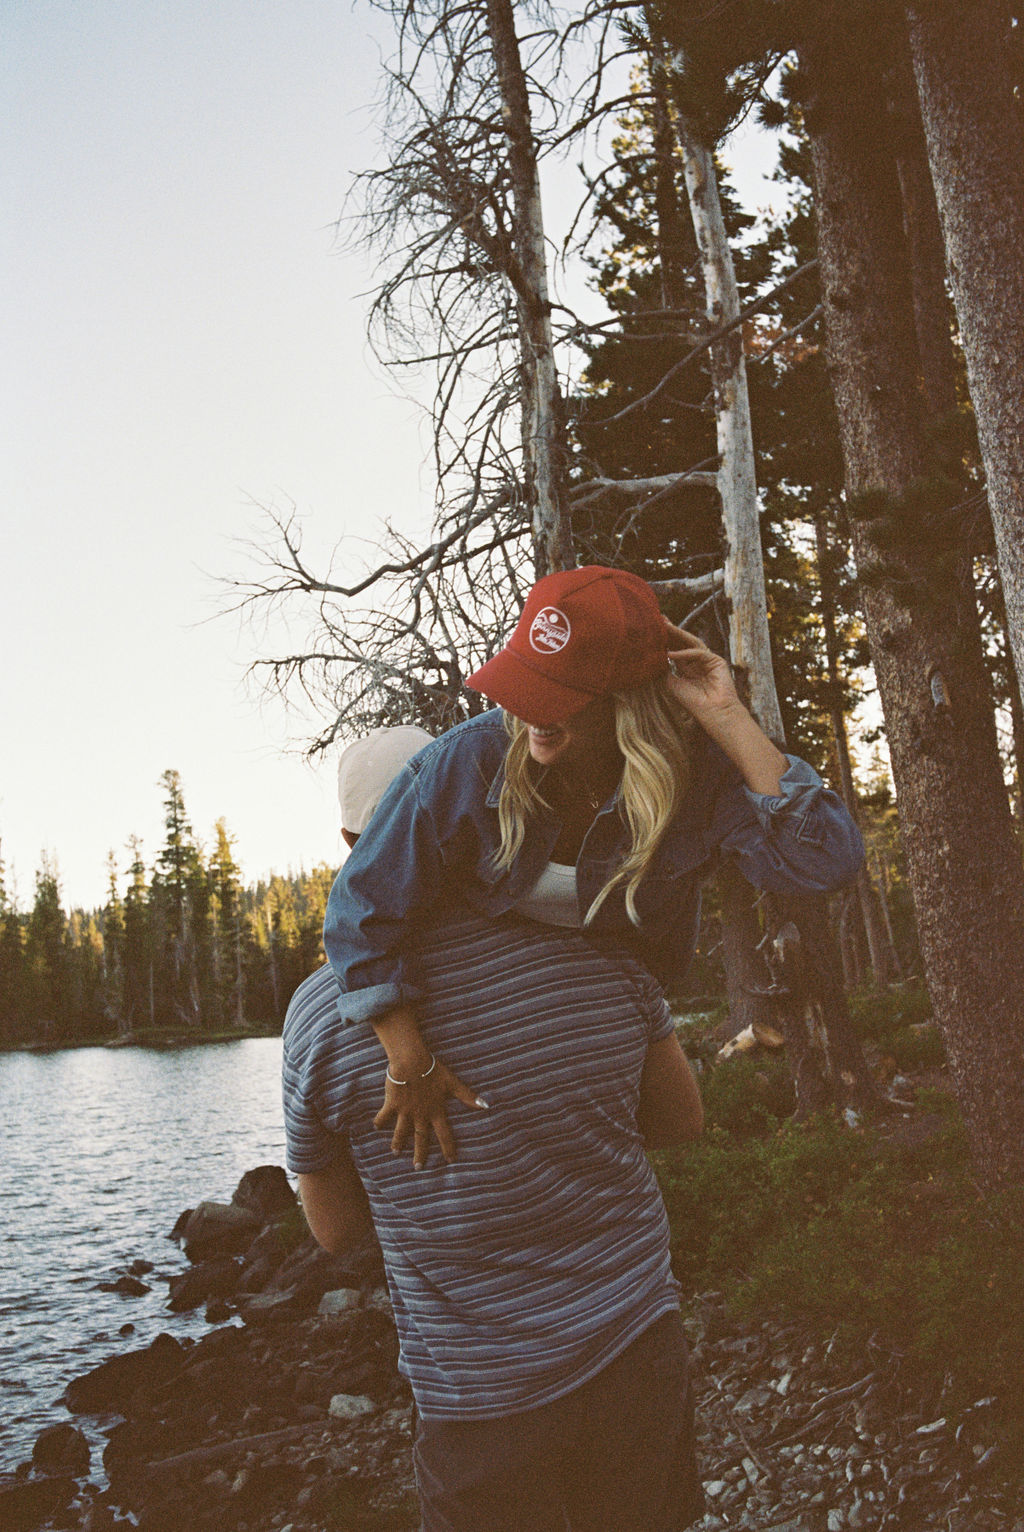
[{"left": 0, "top": 1038, "right": 287, "bottom": 1470}]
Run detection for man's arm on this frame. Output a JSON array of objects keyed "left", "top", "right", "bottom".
[
  {"left": 297, "top": 1145, "right": 375, "bottom": 1255},
  {"left": 637, "top": 1033, "right": 704, "bottom": 1149}
]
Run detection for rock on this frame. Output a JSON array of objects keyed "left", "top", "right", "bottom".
[
  {"left": 127, "top": 1259, "right": 154, "bottom": 1277},
  {"left": 232, "top": 1165, "right": 296, "bottom": 1222},
  {"left": 64, "top": 1332, "right": 184, "bottom": 1413},
  {"left": 97, "top": 1275, "right": 151, "bottom": 1296},
  {"left": 169, "top": 1208, "right": 192, "bottom": 1241},
  {"left": 0, "top": 1475, "right": 76, "bottom": 1531},
  {"left": 32, "top": 1423, "right": 91, "bottom": 1477},
  {"left": 205, "top": 1298, "right": 232, "bottom": 1324},
  {"left": 318, "top": 1288, "right": 361, "bottom": 1317},
  {"left": 704, "top": 1480, "right": 728, "bottom": 1498},
  {"left": 366, "top": 1285, "right": 394, "bottom": 1313},
  {"left": 181, "top": 1200, "right": 259, "bottom": 1261},
  {"left": 328, "top": 1392, "right": 378, "bottom": 1420},
  {"left": 118, "top": 1323, "right": 135, "bottom": 1337},
  {"left": 238, "top": 1290, "right": 301, "bottom": 1322},
  {"left": 167, "top": 1257, "right": 241, "bottom": 1312}
]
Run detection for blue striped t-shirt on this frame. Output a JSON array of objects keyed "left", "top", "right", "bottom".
[{"left": 282, "top": 912, "right": 680, "bottom": 1420}]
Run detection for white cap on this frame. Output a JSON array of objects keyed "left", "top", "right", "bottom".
[{"left": 337, "top": 725, "right": 434, "bottom": 834}]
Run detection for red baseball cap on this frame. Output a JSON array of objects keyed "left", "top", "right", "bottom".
[{"left": 465, "top": 566, "right": 669, "bottom": 724}]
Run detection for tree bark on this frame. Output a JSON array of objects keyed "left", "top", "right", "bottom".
[
  {"left": 679, "top": 134, "right": 784, "bottom": 740},
  {"left": 802, "top": 18, "right": 1024, "bottom": 1185},
  {"left": 486, "top": 0, "right": 573, "bottom": 577},
  {"left": 815, "top": 513, "right": 899, "bottom": 987},
  {"left": 905, "top": 0, "right": 1024, "bottom": 708},
  {"left": 678, "top": 124, "right": 876, "bottom": 1112}
]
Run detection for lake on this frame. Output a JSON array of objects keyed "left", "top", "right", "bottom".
[{"left": 0, "top": 1038, "right": 287, "bottom": 1470}]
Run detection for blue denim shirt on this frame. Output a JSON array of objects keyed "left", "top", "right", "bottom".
[{"left": 323, "top": 710, "right": 864, "bottom": 1022}]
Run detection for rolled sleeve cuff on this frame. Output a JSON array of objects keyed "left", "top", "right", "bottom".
[
  {"left": 334, "top": 979, "right": 425, "bottom": 1026},
  {"left": 742, "top": 754, "right": 824, "bottom": 829}
]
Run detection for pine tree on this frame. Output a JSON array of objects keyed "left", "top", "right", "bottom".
[
  {"left": 0, "top": 842, "right": 27, "bottom": 1045},
  {"left": 101, "top": 851, "right": 129, "bottom": 1036},
  {"left": 24, "top": 854, "right": 69, "bottom": 1040},
  {"left": 209, "top": 818, "right": 246, "bottom": 1031},
  {"left": 152, "top": 770, "right": 205, "bottom": 1030},
  {"left": 123, "top": 835, "right": 153, "bottom": 1032}
]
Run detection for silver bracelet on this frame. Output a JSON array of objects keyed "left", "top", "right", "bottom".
[{"left": 386, "top": 1053, "right": 437, "bottom": 1087}]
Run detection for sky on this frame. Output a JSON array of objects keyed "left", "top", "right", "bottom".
[{"left": 2, "top": 1, "right": 780, "bottom": 913}]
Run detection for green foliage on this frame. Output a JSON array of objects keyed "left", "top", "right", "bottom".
[
  {"left": 656, "top": 1109, "right": 1024, "bottom": 1421},
  {"left": 697, "top": 1052, "right": 795, "bottom": 1137},
  {"left": 0, "top": 773, "right": 340, "bottom": 1047},
  {"left": 848, "top": 980, "right": 945, "bottom": 1070}
]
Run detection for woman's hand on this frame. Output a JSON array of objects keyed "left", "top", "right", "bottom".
[
  {"left": 374, "top": 1055, "right": 487, "bottom": 1170},
  {"left": 663, "top": 619, "right": 788, "bottom": 794},
  {"left": 370, "top": 1007, "right": 486, "bottom": 1169},
  {"left": 663, "top": 621, "right": 741, "bottom": 722}
]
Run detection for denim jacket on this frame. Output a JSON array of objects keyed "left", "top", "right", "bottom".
[{"left": 323, "top": 710, "right": 864, "bottom": 1023}]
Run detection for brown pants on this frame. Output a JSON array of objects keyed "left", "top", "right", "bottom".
[{"left": 413, "top": 1312, "right": 704, "bottom": 1532}]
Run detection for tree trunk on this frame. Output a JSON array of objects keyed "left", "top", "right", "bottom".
[
  {"left": 678, "top": 135, "right": 783, "bottom": 740},
  {"left": 888, "top": 39, "right": 960, "bottom": 421},
  {"left": 815, "top": 512, "right": 899, "bottom": 987},
  {"left": 802, "top": 19, "right": 1024, "bottom": 1185},
  {"left": 678, "top": 124, "right": 876, "bottom": 1112},
  {"left": 486, "top": 0, "right": 573, "bottom": 577},
  {"left": 905, "top": 0, "right": 1024, "bottom": 709}
]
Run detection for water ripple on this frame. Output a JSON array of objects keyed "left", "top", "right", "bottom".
[{"left": 0, "top": 1037, "right": 286, "bottom": 1467}]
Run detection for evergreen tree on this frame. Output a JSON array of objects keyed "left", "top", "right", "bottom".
[
  {"left": 152, "top": 771, "right": 206, "bottom": 1030},
  {"left": 123, "top": 835, "right": 153, "bottom": 1031},
  {"left": 24, "top": 854, "right": 69, "bottom": 1039},
  {"left": 101, "top": 851, "right": 129, "bottom": 1036},
  {"left": 0, "top": 842, "right": 27, "bottom": 1045},
  {"left": 209, "top": 818, "right": 246, "bottom": 1030}
]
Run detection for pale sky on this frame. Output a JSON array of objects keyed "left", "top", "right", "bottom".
[{"left": 2, "top": 1, "right": 779, "bottom": 913}]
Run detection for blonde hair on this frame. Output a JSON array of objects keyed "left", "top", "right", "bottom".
[{"left": 495, "top": 675, "right": 695, "bottom": 926}]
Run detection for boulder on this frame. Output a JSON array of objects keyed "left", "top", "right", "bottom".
[
  {"left": 237, "top": 1290, "right": 300, "bottom": 1324},
  {"left": 32, "top": 1423, "right": 91, "bottom": 1477},
  {"left": 182, "top": 1201, "right": 259, "bottom": 1261},
  {"left": 167, "top": 1257, "right": 241, "bottom": 1313},
  {"left": 64, "top": 1333, "right": 185, "bottom": 1413},
  {"left": 232, "top": 1166, "right": 296, "bottom": 1222},
  {"left": 169, "top": 1208, "right": 192, "bottom": 1241},
  {"left": 96, "top": 1275, "right": 150, "bottom": 1297},
  {"left": 0, "top": 1475, "right": 76, "bottom": 1531}
]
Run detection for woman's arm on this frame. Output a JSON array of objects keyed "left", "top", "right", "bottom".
[
  {"left": 662, "top": 621, "right": 864, "bottom": 893},
  {"left": 663, "top": 623, "right": 788, "bottom": 794},
  {"left": 371, "top": 1004, "right": 487, "bottom": 1170}
]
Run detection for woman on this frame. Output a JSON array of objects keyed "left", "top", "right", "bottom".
[{"left": 321, "top": 564, "right": 864, "bottom": 1167}]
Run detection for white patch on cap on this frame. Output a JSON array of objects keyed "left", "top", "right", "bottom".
[{"left": 529, "top": 606, "right": 571, "bottom": 654}]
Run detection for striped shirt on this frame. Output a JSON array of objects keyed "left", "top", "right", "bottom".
[{"left": 282, "top": 911, "right": 680, "bottom": 1420}]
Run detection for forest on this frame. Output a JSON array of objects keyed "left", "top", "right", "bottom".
[
  {"left": 8, "top": 3, "right": 1024, "bottom": 1194},
  {"left": 0, "top": 770, "right": 333, "bottom": 1047},
  {"left": 222, "top": 0, "right": 1024, "bottom": 1194},
  {"left": 6, "top": 3, "right": 1024, "bottom": 1520},
  {"left": 5, "top": 1, "right": 1024, "bottom": 1195}
]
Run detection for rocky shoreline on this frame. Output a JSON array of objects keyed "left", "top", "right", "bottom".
[{"left": 2, "top": 1165, "right": 1020, "bottom": 1532}]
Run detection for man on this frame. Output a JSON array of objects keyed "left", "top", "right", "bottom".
[{"left": 283, "top": 727, "right": 705, "bottom": 1530}]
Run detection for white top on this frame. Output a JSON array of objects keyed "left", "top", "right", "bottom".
[{"left": 512, "top": 860, "right": 582, "bottom": 928}]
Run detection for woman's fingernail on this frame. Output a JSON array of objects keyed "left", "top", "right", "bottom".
[
  {"left": 414, "top": 1162, "right": 425, "bottom": 1172},
  {"left": 475, "top": 1097, "right": 489, "bottom": 1109}
]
